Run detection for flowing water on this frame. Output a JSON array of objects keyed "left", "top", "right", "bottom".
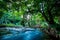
[{"left": 0, "top": 27, "right": 44, "bottom": 40}]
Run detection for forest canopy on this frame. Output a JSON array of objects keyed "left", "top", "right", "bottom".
[{"left": 0, "top": 0, "right": 60, "bottom": 28}]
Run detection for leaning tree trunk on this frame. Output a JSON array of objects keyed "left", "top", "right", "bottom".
[
  {"left": 47, "top": 9, "right": 55, "bottom": 24},
  {"left": 46, "top": 0, "right": 55, "bottom": 25}
]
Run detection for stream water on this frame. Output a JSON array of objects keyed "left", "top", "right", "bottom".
[{"left": 0, "top": 28, "right": 44, "bottom": 40}]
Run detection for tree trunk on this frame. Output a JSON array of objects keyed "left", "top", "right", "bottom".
[{"left": 48, "top": 9, "right": 55, "bottom": 24}]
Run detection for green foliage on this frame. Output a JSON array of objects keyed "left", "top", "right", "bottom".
[
  {"left": 0, "top": 0, "right": 60, "bottom": 27},
  {"left": 0, "top": 10, "right": 4, "bottom": 18}
]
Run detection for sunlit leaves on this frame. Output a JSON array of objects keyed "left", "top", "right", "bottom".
[
  {"left": 0, "top": 0, "right": 59, "bottom": 27},
  {"left": 0, "top": 0, "right": 3, "bottom": 1}
]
